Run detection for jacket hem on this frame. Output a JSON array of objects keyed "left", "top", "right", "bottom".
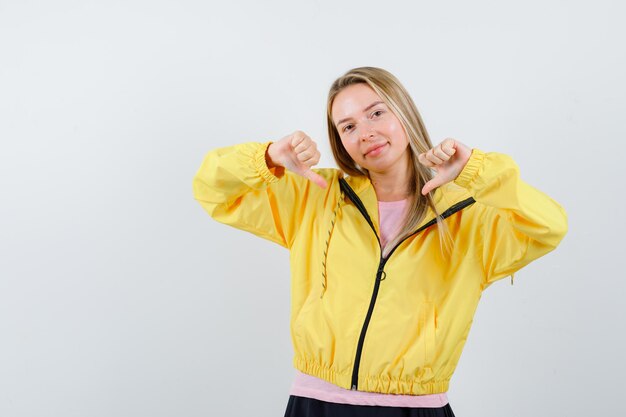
[
  {"left": 359, "top": 375, "right": 450, "bottom": 395},
  {"left": 294, "top": 357, "right": 350, "bottom": 388},
  {"left": 293, "top": 356, "right": 450, "bottom": 395}
]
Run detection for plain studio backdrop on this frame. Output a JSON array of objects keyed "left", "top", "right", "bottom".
[{"left": 1, "top": 1, "right": 624, "bottom": 416}]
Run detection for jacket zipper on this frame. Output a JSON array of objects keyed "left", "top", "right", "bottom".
[{"left": 339, "top": 178, "right": 475, "bottom": 391}]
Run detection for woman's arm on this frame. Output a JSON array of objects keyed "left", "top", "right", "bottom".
[
  {"left": 453, "top": 149, "right": 569, "bottom": 289},
  {"left": 192, "top": 140, "right": 334, "bottom": 249}
]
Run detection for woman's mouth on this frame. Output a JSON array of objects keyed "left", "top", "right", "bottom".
[{"left": 365, "top": 143, "right": 388, "bottom": 157}]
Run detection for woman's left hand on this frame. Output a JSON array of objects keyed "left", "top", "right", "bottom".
[{"left": 418, "top": 138, "right": 473, "bottom": 195}]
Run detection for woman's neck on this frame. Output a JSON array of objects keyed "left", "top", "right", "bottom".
[{"left": 369, "top": 162, "right": 412, "bottom": 202}]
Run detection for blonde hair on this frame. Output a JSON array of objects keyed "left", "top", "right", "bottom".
[{"left": 326, "top": 66, "right": 453, "bottom": 257}]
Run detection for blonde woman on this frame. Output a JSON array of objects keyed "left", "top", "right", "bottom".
[{"left": 192, "top": 67, "right": 568, "bottom": 416}]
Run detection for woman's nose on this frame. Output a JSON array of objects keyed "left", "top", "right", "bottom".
[{"left": 358, "top": 123, "right": 375, "bottom": 141}]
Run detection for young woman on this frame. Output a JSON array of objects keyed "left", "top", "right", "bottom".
[{"left": 192, "top": 67, "right": 568, "bottom": 416}]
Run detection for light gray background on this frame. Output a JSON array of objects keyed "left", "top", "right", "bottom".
[{"left": 1, "top": 1, "right": 624, "bottom": 416}]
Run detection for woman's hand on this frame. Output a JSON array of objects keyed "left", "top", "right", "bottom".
[
  {"left": 418, "top": 138, "right": 472, "bottom": 195},
  {"left": 266, "top": 130, "right": 328, "bottom": 188}
]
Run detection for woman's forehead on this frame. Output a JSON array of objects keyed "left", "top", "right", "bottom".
[{"left": 332, "top": 84, "right": 383, "bottom": 124}]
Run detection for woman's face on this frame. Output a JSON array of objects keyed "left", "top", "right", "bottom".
[{"left": 331, "top": 83, "right": 410, "bottom": 174}]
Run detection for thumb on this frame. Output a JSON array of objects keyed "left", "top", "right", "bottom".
[
  {"left": 421, "top": 177, "right": 444, "bottom": 196},
  {"left": 302, "top": 168, "right": 328, "bottom": 189}
]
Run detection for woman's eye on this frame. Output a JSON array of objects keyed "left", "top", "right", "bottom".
[{"left": 342, "top": 111, "right": 382, "bottom": 132}]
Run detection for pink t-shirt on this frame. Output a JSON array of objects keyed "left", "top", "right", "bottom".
[{"left": 289, "top": 198, "right": 449, "bottom": 407}]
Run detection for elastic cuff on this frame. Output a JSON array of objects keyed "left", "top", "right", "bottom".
[
  {"left": 254, "top": 141, "right": 281, "bottom": 184},
  {"left": 453, "top": 148, "right": 485, "bottom": 188}
]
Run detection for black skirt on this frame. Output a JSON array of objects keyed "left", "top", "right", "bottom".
[{"left": 283, "top": 395, "right": 456, "bottom": 417}]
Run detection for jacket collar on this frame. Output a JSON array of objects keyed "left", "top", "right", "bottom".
[{"left": 342, "top": 173, "right": 472, "bottom": 234}]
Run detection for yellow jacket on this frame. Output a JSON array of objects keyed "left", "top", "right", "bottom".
[{"left": 192, "top": 141, "right": 568, "bottom": 395}]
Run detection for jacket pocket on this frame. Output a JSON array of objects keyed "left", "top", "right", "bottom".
[{"left": 419, "top": 301, "right": 437, "bottom": 378}]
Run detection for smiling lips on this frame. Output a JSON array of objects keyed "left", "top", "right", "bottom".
[{"left": 364, "top": 142, "right": 387, "bottom": 157}]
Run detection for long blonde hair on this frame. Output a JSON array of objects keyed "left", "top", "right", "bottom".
[{"left": 326, "top": 66, "right": 453, "bottom": 257}]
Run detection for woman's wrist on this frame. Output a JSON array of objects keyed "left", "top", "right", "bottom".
[
  {"left": 265, "top": 143, "right": 285, "bottom": 176},
  {"left": 265, "top": 143, "right": 279, "bottom": 168}
]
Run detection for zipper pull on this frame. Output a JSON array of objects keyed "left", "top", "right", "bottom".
[
  {"left": 351, "top": 384, "right": 357, "bottom": 390},
  {"left": 377, "top": 263, "right": 386, "bottom": 281}
]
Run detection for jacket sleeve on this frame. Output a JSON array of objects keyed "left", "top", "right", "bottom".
[
  {"left": 192, "top": 141, "right": 322, "bottom": 249},
  {"left": 453, "top": 148, "right": 568, "bottom": 289}
]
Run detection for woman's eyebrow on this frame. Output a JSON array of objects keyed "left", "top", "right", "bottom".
[{"left": 336, "top": 100, "right": 385, "bottom": 127}]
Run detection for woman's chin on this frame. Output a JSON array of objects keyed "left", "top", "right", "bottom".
[{"left": 362, "top": 160, "right": 394, "bottom": 174}]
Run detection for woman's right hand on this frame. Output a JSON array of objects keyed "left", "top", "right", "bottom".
[{"left": 266, "top": 131, "right": 328, "bottom": 188}]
